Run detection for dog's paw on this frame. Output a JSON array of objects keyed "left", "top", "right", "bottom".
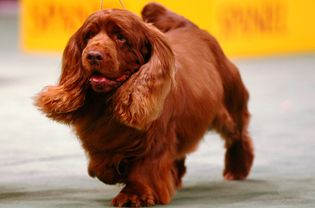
[
  {"left": 223, "top": 170, "right": 248, "bottom": 180},
  {"left": 223, "top": 139, "right": 254, "bottom": 180},
  {"left": 112, "top": 192, "right": 155, "bottom": 207}
]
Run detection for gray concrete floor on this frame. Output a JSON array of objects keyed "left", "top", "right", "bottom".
[{"left": 1, "top": 15, "right": 315, "bottom": 207}]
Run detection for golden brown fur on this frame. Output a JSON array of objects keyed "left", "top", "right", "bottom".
[{"left": 35, "top": 3, "right": 254, "bottom": 207}]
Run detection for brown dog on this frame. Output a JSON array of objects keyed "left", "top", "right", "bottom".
[{"left": 35, "top": 3, "right": 254, "bottom": 207}]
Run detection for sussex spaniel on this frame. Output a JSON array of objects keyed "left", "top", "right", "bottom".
[{"left": 35, "top": 3, "right": 254, "bottom": 207}]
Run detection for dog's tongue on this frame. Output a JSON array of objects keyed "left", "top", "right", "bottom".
[
  {"left": 90, "top": 75, "right": 109, "bottom": 84},
  {"left": 89, "top": 75, "right": 118, "bottom": 93},
  {"left": 89, "top": 71, "right": 134, "bottom": 93}
]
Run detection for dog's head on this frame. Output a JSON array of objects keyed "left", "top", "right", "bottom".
[
  {"left": 76, "top": 10, "right": 151, "bottom": 93},
  {"left": 37, "top": 9, "right": 175, "bottom": 129},
  {"left": 61, "top": 9, "right": 174, "bottom": 93}
]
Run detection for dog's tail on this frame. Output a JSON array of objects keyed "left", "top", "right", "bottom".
[{"left": 141, "top": 2, "right": 197, "bottom": 33}]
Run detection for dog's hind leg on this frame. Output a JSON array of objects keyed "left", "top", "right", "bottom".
[
  {"left": 172, "top": 157, "right": 186, "bottom": 188},
  {"left": 212, "top": 106, "right": 254, "bottom": 180}
]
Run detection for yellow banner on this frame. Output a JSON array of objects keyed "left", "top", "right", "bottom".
[{"left": 20, "top": 0, "right": 315, "bottom": 57}]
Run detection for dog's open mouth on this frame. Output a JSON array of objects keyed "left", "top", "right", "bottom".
[{"left": 89, "top": 71, "right": 132, "bottom": 93}]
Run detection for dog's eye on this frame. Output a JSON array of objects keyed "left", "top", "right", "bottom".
[
  {"left": 115, "top": 33, "right": 127, "bottom": 44},
  {"left": 84, "top": 31, "right": 95, "bottom": 41}
]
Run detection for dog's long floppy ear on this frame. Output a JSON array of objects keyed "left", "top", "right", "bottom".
[
  {"left": 34, "top": 32, "right": 87, "bottom": 124},
  {"left": 113, "top": 24, "right": 175, "bottom": 130}
]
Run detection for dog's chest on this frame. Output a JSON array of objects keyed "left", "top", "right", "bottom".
[{"left": 74, "top": 113, "right": 144, "bottom": 154}]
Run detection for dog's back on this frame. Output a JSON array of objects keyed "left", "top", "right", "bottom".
[
  {"left": 142, "top": 3, "right": 249, "bottom": 116},
  {"left": 142, "top": 3, "right": 253, "bottom": 180}
]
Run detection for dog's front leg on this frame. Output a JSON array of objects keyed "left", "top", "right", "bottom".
[
  {"left": 112, "top": 153, "right": 176, "bottom": 207},
  {"left": 88, "top": 153, "right": 127, "bottom": 185}
]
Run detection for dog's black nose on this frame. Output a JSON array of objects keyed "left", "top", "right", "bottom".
[{"left": 87, "top": 51, "right": 103, "bottom": 64}]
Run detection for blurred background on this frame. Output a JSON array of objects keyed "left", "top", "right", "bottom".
[{"left": 1, "top": 0, "right": 315, "bottom": 207}]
